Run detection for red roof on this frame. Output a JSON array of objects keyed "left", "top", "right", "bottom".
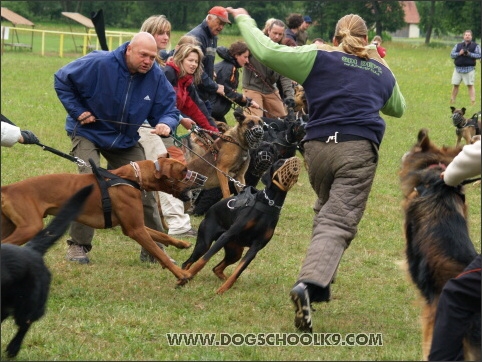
[{"left": 401, "top": 1, "right": 420, "bottom": 24}]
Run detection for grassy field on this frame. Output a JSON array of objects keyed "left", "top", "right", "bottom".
[{"left": 1, "top": 32, "right": 481, "bottom": 361}]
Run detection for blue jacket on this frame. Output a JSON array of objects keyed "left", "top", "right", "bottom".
[{"left": 54, "top": 42, "right": 180, "bottom": 149}]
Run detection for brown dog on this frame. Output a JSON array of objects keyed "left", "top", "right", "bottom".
[
  {"left": 400, "top": 128, "right": 480, "bottom": 361},
  {"left": 451, "top": 107, "right": 481, "bottom": 147},
  {"left": 185, "top": 108, "right": 264, "bottom": 199},
  {"left": 1, "top": 156, "right": 206, "bottom": 282}
]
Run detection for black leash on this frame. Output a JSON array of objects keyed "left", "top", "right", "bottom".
[
  {"left": 1, "top": 113, "right": 89, "bottom": 167},
  {"left": 218, "top": 93, "right": 274, "bottom": 118},
  {"left": 461, "top": 177, "right": 481, "bottom": 185},
  {"left": 37, "top": 142, "right": 90, "bottom": 167}
]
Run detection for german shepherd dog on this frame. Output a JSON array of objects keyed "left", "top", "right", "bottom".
[
  {"left": 185, "top": 108, "right": 264, "bottom": 199},
  {"left": 1, "top": 185, "right": 93, "bottom": 358},
  {"left": 179, "top": 157, "right": 302, "bottom": 294},
  {"left": 451, "top": 107, "right": 481, "bottom": 147},
  {"left": 399, "top": 128, "right": 480, "bottom": 360}
]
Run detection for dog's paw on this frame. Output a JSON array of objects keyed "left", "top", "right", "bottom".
[
  {"left": 176, "top": 273, "right": 192, "bottom": 286},
  {"left": 181, "top": 241, "right": 192, "bottom": 249},
  {"left": 171, "top": 239, "right": 192, "bottom": 249},
  {"left": 216, "top": 285, "right": 229, "bottom": 294}
]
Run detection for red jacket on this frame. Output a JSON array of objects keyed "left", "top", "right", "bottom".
[
  {"left": 377, "top": 45, "right": 386, "bottom": 58},
  {"left": 164, "top": 61, "right": 218, "bottom": 132}
]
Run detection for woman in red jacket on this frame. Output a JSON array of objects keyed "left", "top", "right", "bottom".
[
  {"left": 371, "top": 35, "right": 386, "bottom": 58},
  {"left": 163, "top": 43, "right": 219, "bottom": 132}
]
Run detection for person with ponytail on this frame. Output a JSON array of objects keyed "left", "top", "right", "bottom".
[
  {"left": 211, "top": 41, "right": 260, "bottom": 123},
  {"left": 228, "top": 8, "right": 406, "bottom": 332}
]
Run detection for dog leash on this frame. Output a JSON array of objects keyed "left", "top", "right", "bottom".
[
  {"left": 37, "top": 142, "right": 90, "bottom": 168},
  {"left": 218, "top": 93, "right": 276, "bottom": 119},
  {"left": 1, "top": 114, "right": 89, "bottom": 167}
]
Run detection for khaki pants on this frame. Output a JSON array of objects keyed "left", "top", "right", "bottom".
[{"left": 243, "top": 89, "right": 287, "bottom": 118}]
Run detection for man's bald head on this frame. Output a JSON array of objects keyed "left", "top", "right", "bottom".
[{"left": 125, "top": 32, "right": 158, "bottom": 74}]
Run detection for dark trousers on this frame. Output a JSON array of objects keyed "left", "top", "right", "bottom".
[{"left": 428, "top": 254, "right": 481, "bottom": 361}]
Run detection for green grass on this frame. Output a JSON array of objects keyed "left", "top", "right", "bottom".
[{"left": 1, "top": 33, "right": 481, "bottom": 361}]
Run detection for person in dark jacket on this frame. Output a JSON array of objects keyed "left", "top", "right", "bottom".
[
  {"left": 296, "top": 16, "right": 313, "bottom": 46},
  {"left": 54, "top": 32, "right": 180, "bottom": 264},
  {"left": 186, "top": 6, "right": 229, "bottom": 113},
  {"left": 211, "top": 41, "right": 260, "bottom": 123},
  {"left": 228, "top": 7, "right": 405, "bottom": 333},
  {"left": 284, "top": 13, "right": 303, "bottom": 45},
  {"left": 450, "top": 30, "right": 481, "bottom": 106}
]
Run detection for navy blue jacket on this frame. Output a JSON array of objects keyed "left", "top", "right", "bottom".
[{"left": 54, "top": 42, "right": 179, "bottom": 149}]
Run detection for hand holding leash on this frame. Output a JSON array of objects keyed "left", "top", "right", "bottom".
[
  {"left": 78, "top": 112, "right": 95, "bottom": 125},
  {"left": 20, "top": 130, "right": 39, "bottom": 145}
]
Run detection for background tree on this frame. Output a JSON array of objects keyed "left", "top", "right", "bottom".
[
  {"left": 0, "top": 0, "right": 479, "bottom": 42},
  {"left": 417, "top": 1, "right": 480, "bottom": 44}
]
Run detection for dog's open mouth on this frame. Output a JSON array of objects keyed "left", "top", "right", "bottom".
[{"left": 272, "top": 157, "right": 302, "bottom": 191}]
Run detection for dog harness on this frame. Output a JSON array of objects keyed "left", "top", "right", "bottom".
[
  {"left": 226, "top": 186, "right": 282, "bottom": 216},
  {"left": 89, "top": 159, "right": 140, "bottom": 228}
]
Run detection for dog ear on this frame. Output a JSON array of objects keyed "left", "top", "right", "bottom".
[
  {"left": 450, "top": 106, "right": 456, "bottom": 113},
  {"left": 416, "top": 128, "right": 431, "bottom": 152},
  {"left": 461, "top": 107, "right": 466, "bottom": 114},
  {"left": 233, "top": 107, "right": 246, "bottom": 123},
  {"left": 154, "top": 157, "right": 173, "bottom": 179}
]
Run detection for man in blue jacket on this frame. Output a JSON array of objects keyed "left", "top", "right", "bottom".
[{"left": 54, "top": 32, "right": 180, "bottom": 264}]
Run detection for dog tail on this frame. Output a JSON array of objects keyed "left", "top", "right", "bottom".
[{"left": 25, "top": 184, "right": 94, "bottom": 255}]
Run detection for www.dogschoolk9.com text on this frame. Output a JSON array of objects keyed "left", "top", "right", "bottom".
[{"left": 166, "top": 333, "right": 383, "bottom": 347}]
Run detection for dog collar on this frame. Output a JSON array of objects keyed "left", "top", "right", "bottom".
[{"left": 130, "top": 161, "right": 144, "bottom": 190}]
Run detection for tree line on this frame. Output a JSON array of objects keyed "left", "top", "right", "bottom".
[{"left": 1, "top": 1, "right": 480, "bottom": 43}]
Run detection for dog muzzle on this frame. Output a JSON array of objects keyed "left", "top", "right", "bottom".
[
  {"left": 182, "top": 170, "right": 207, "bottom": 188},
  {"left": 452, "top": 113, "right": 466, "bottom": 128},
  {"left": 272, "top": 156, "right": 302, "bottom": 192},
  {"left": 253, "top": 150, "right": 274, "bottom": 177},
  {"left": 245, "top": 125, "right": 264, "bottom": 149}
]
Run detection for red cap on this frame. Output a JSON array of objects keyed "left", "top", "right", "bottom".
[{"left": 208, "top": 6, "right": 231, "bottom": 24}]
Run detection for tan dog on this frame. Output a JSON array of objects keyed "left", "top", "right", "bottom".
[
  {"left": 185, "top": 109, "right": 264, "bottom": 198},
  {"left": 451, "top": 107, "right": 481, "bottom": 147},
  {"left": 1, "top": 156, "right": 206, "bottom": 282}
]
